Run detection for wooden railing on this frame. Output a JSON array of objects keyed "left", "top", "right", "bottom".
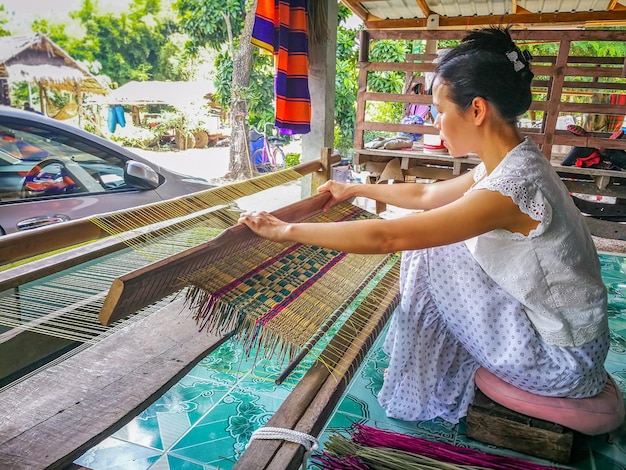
[{"left": 353, "top": 29, "right": 626, "bottom": 233}]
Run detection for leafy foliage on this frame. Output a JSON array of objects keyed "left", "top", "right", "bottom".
[
  {"left": 519, "top": 35, "right": 626, "bottom": 58},
  {"left": 66, "top": 0, "right": 183, "bottom": 84},
  {"left": 368, "top": 39, "right": 411, "bottom": 95},
  {"left": 213, "top": 49, "right": 275, "bottom": 130},
  {"left": 18, "top": 0, "right": 196, "bottom": 115},
  {"left": 365, "top": 39, "right": 414, "bottom": 126},
  {"left": 175, "top": 0, "right": 246, "bottom": 53},
  {"left": 285, "top": 152, "right": 300, "bottom": 167},
  {"left": 109, "top": 125, "right": 155, "bottom": 148},
  {"left": 334, "top": 5, "right": 359, "bottom": 153},
  {"left": 0, "top": 5, "right": 12, "bottom": 37},
  {"left": 176, "top": 0, "right": 274, "bottom": 132}
]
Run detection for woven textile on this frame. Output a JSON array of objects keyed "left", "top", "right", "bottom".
[
  {"left": 184, "top": 202, "right": 396, "bottom": 360},
  {"left": 251, "top": 0, "right": 311, "bottom": 134}
]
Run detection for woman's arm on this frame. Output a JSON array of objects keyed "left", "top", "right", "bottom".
[
  {"left": 239, "top": 186, "right": 538, "bottom": 254},
  {"left": 318, "top": 168, "right": 477, "bottom": 212}
]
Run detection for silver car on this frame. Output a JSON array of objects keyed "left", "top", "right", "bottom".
[{"left": 0, "top": 106, "right": 214, "bottom": 234}]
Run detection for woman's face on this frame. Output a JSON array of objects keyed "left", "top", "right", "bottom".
[{"left": 432, "top": 79, "right": 477, "bottom": 157}]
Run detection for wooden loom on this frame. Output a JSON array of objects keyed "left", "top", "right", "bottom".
[{"left": 0, "top": 152, "right": 400, "bottom": 470}]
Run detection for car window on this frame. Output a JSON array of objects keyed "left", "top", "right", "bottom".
[{"left": 0, "top": 121, "right": 130, "bottom": 202}]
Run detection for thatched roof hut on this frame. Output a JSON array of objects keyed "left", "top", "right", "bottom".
[{"left": 0, "top": 33, "right": 109, "bottom": 118}]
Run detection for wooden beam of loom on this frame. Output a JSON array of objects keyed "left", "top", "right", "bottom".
[
  {"left": 0, "top": 204, "right": 236, "bottom": 292},
  {"left": 0, "top": 158, "right": 327, "bottom": 267},
  {"left": 99, "top": 192, "right": 333, "bottom": 326},
  {"left": 233, "top": 261, "right": 400, "bottom": 469}
]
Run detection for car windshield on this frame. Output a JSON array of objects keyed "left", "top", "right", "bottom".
[{"left": 0, "top": 121, "right": 131, "bottom": 201}]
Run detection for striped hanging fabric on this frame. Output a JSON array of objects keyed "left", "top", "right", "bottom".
[{"left": 251, "top": 0, "right": 311, "bottom": 134}]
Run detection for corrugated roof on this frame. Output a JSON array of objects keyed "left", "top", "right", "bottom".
[{"left": 342, "top": 0, "right": 626, "bottom": 28}]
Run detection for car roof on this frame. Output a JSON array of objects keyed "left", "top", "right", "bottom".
[{"left": 0, "top": 105, "right": 150, "bottom": 164}]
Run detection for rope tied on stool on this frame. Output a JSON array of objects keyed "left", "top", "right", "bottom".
[{"left": 249, "top": 426, "right": 319, "bottom": 469}]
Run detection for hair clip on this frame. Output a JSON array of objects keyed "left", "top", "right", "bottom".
[
  {"left": 505, "top": 50, "right": 525, "bottom": 72},
  {"left": 506, "top": 47, "right": 532, "bottom": 72}
]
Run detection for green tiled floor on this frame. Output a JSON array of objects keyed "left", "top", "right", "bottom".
[{"left": 76, "top": 253, "right": 626, "bottom": 469}]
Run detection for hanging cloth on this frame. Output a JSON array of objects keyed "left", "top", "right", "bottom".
[
  {"left": 251, "top": 0, "right": 311, "bottom": 135},
  {"left": 107, "top": 106, "right": 119, "bottom": 133},
  {"left": 115, "top": 105, "right": 126, "bottom": 128}
]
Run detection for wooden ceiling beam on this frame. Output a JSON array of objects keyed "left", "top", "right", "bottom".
[
  {"left": 364, "top": 27, "right": 626, "bottom": 41},
  {"left": 340, "top": 0, "right": 377, "bottom": 22},
  {"left": 415, "top": 0, "right": 432, "bottom": 17},
  {"left": 363, "top": 9, "right": 626, "bottom": 28}
]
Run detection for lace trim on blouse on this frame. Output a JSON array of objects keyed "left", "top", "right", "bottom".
[{"left": 471, "top": 163, "right": 552, "bottom": 239}]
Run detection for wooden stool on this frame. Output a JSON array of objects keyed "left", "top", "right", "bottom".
[
  {"left": 466, "top": 368, "right": 625, "bottom": 464},
  {"left": 467, "top": 389, "right": 574, "bottom": 463}
]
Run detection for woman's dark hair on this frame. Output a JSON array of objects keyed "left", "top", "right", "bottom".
[{"left": 435, "top": 26, "right": 534, "bottom": 123}]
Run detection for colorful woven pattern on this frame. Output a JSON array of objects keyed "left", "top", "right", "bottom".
[
  {"left": 251, "top": 0, "right": 311, "bottom": 134},
  {"left": 184, "top": 202, "right": 396, "bottom": 360}
]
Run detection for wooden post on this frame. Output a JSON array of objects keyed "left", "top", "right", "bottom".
[
  {"left": 425, "top": 14, "right": 439, "bottom": 53},
  {"left": 76, "top": 83, "right": 83, "bottom": 128},
  {"left": 38, "top": 83, "right": 46, "bottom": 115},
  {"left": 354, "top": 30, "right": 369, "bottom": 151},
  {"left": 311, "top": 147, "right": 336, "bottom": 191},
  {"left": 131, "top": 105, "right": 141, "bottom": 126},
  {"left": 301, "top": 0, "right": 338, "bottom": 198},
  {"left": 542, "top": 39, "right": 571, "bottom": 158},
  {"left": 0, "top": 66, "right": 10, "bottom": 106}
]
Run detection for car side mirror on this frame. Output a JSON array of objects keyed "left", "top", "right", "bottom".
[{"left": 125, "top": 161, "right": 160, "bottom": 190}]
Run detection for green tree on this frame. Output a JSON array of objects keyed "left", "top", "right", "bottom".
[
  {"left": 0, "top": 5, "right": 12, "bottom": 37},
  {"left": 29, "top": 0, "right": 190, "bottom": 86},
  {"left": 367, "top": 39, "right": 412, "bottom": 126},
  {"left": 213, "top": 49, "right": 274, "bottom": 130},
  {"left": 176, "top": 0, "right": 246, "bottom": 53},
  {"left": 176, "top": 0, "right": 267, "bottom": 179},
  {"left": 69, "top": 0, "right": 182, "bottom": 84},
  {"left": 334, "top": 5, "right": 359, "bottom": 154}
]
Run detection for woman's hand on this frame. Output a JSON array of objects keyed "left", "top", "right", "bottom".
[
  {"left": 238, "top": 210, "right": 290, "bottom": 242},
  {"left": 317, "top": 180, "right": 355, "bottom": 211}
]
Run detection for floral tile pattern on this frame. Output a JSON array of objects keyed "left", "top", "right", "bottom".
[{"left": 76, "top": 254, "right": 626, "bottom": 470}]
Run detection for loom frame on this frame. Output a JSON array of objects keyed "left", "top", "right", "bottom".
[{"left": 0, "top": 150, "right": 360, "bottom": 468}]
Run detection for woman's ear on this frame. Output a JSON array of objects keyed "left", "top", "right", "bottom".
[{"left": 471, "top": 97, "right": 488, "bottom": 125}]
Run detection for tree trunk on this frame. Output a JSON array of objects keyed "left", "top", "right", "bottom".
[{"left": 227, "top": 1, "right": 257, "bottom": 180}]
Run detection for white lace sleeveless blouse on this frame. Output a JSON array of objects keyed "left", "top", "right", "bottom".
[{"left": 465, "top": 138, "right": 608, "bottom": 347}]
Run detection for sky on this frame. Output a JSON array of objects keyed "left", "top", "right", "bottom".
[
  {"left": 2, "top": 1, "right": 362, "bottom": 36},
  {"left": 2, "top": 0, "right": 134, "bottom": 34}
]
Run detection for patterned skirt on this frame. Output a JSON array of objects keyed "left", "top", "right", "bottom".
[{"left": 377, "top": 242, "right": 610, "bottom": 423}]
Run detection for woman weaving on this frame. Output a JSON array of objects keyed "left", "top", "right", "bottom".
[{"left": 239, "top": 27, "right": 613, "bottom": 425}]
